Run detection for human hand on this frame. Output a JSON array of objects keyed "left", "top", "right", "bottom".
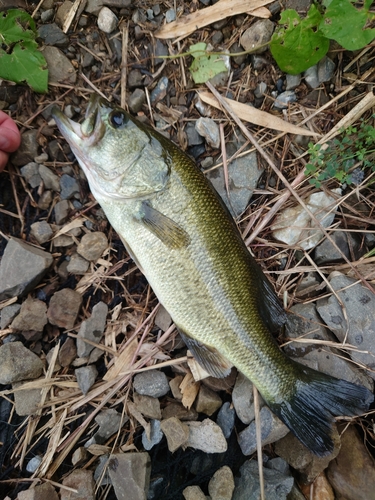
[{"left": 0, "top": 111, "right": 21, "bottom": 172}]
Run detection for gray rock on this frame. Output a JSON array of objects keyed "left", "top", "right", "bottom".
[
  {"left": 128, "top": 88, "right": 146, "bottom": 114},
  {"left": 11, "top": 130, "right": 39, "bottom": 167},
  {"left": 186, "top": 418, "right": 227, "bottom": 453},
  {"left": 47, "top": 288, "right": 82, "bottom": 329},
  {"left": 55, "top": 1, "right": 74, "bottom": 28},
  {"left": 240, "top": 19, "right": 274, "bottom": 54},
  {"left": 38, "top": 190, "right": 53, "bottom": 210},
  {"left": 72, "top": 446, "right": 89, "bottom": 467},
  {"left": 30, "top": 221, "right": 53, "bottom": 244},
  {"left": 142, "top": 419, "right": 164, "bottom": 450},
  {"left": 271, "top": 189, "right": 341, "bottom": 250},
  {"left": 11, "top": 297, "right": 47, "bottom": 333},
  {"left": 285, "top": 73, "right": 301, "bottom": 90},
  {"left": 42, "top": 46, "right": 77, "bottom": 84},
  {"left": 238, "top": 406, "right": 289, "bottom": 456},
  {"left": 85, "top": 0, "right": 105, "bottom": 14},
  {"left": 304, "top": 64, "right": 319, "bottom": 89},
  {"left": 274, "top": 90, "right": 297, "bottom": 109},
  {"left": 53, "top": 234, "right": 74, "bottom": 248},
  {"left": 12, "top": 380, "right": 42, "bottom": 416},
  {"left": 0, "top": 304, "right": 21, "bottom": 329},
  {"left": 317, "top": 56, "right": 335, "bottom": 84},
  {"left": 151, "top": 76, "right": 169, "bottom": 103},
  {"left": 327, "top": 425, "right": 375, "bottom": 500},
  {"left": 251, "top": 54, "right": 269, "bottom": 70},
  {"left": 54, "top": 199, "right": 70, "bottom": 224},
  {"left": 133, "top": 393, "right": 162, "bottom": 420},
  {"left": 66, "top": 253, "right": 89, "bottom": 274},
  {"left": 232, "top": 372, "right": 264, "bottom": 424},
  {"left": 98, "top": 6, "right": 118, "bottom": 33},
  {"left": 38, "top": 23, "right": 69, "bottom": 47},
  {"left": 207, "top": 136, "right": 261, "bottom": 217},
  {"left": 230, "top": 42, "right": 246, "bottom": 66},
  {"left": 254, "top": 81, "right": 267, "bottom": 98},
  {"left": 0, "top": 341, "right": 44, "bottom": 384},
  {"left": 154, "top": 39, "right": 168, "bottom": 65},
  {"left": 20, "top": 162, "right": 42, "bottom": 188},
  {"left": 208, "top": 465, "right": 235, "bottom": 500},
  {"left": 128, "top": 69, "right": 144, "bottom": 89},
  {"left": 275, "top": 425, "right": 341, "bottom": 483},
  {"left": 195, "top": 117, "right": 220, "bottom": 149},
  {"left": 314, "top": 231, "right": 363, "bottom": 264},
  {"left": 216, "top": 401, "right": 235, "bottom": 438},
  {"left": 185, "top": 122, "right": 204, "bottom": 146},
  {"left": 316, "top": 273, "right": 375, "bottom": 376},
  {"left": 295, "top": 272, "right": 321, "bottom": 299},
  {"left": 283, "top": 302, "right": 333, "bottom": 358},
  {"left": 160, "top": 417, "right": 190, "bottom": 453},
  {"left": 76, "top": 301, "right": 108, "bottom": 357},
  {"left": 154, "top": 304, "right": 172, "bottom": 332},
  {"left": 60, "top": 174, "right": 80, "bottom": 199},
  {"left": 26, "top": 455, "right": 43, "bottom": 474},
  {"left": 75, "top": 364, "right": 98, "bottom": 395},
  {"left": 108, "top": 452, "right": 151, "bottom": 500},
  {"left": 133, "top": 370, "right": 170, "bottom": 398},
  {"left": 94, "top": 454, "right": 111, "bottom": 486},
  {"left": 77, "top": 231, "right": 108, "bottom": 261},
  {"left": 182, "top": 486, "right": 206, "bottom": 500},
  {"left": 95, "top": 408, "right": 128, "bottom": 443},
  {"left": 165, "top": 8, "right": 176, "bottom": 23},
  {"left": 61, "top": 469, "right": 95, "bottom": 500},
  {"left": 41, "top": 8, "right": 55, "bottom": 23},
  {"left": 0, "top": 238, "right": 53, "bottom": 301},
  {"left": 233, "top": 459, "right": 294, "bottom": 500}
]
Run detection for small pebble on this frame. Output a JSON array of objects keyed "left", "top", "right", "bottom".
[
  {"left": 133, "top": 370, "right": 170, "bottom": 398},
  {"left": 77, "top": 231, "right": 108, "bottom": 261},
  {"left": 75, "top": 365, "right": 98, "bottom": 395},
  {"left": 165, "top": 8, "right": 176, "bottom": 23},
  {"left": 142, "top": 419, "right": 164, "bottom": 450},
  {"left": 97, "top": 6, "right": 118, "bottom": 34}
]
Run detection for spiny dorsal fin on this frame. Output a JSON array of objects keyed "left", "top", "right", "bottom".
[{"left": 178, "top": 328, "right": 233, "bottom": 379}]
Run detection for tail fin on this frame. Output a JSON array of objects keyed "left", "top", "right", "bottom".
[{"left": 266, "top": 362, "right": 373, "bottom": 456}]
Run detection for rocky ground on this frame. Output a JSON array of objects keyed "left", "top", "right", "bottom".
[{"left": 1, "top": 0, "right": 375, "bottom": 499}]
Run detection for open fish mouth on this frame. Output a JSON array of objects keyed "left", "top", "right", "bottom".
[{"left": 51, "top": 94, "right": 107, "bottom": 147}]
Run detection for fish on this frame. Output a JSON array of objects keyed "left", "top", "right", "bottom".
[{"left": 51, "top": 94, "right": 373, "bottom": 456}]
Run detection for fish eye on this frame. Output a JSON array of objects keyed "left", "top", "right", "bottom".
[{"left": 110, "top": 111, "right": 128, "bottom": 128}]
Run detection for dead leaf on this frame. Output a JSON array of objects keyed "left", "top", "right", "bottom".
[
  {"left": 155, "top": 0, "right": 273, "bottom": 40},
  {"left": 180, "top": 372, "right": 200, "bottom": 409},
  {"left": 199, "top": 90, "right": 319, "bottom": 136}
]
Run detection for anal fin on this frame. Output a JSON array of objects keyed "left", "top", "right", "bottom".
[{"left": 178, "top": 328, "right": 232, "bottom": 379}]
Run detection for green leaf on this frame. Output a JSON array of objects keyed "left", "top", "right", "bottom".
[
  {"left": 189, "top": 42, "right": 228, "bottom": 84},
  {"left": 0, "top": 40, "right": 48, "bottom": 93},
  {"left": 270, "top": 6, "right": 330, "bottom": 74},
  {"left": 0, "top": 9, "right": 36, "bottom": 45},
  {"left": 0, "top": 9, "right": 48, "bottom": 93},
  {"left": 319, "top": 0, "right": 375, "bottom": 50}
]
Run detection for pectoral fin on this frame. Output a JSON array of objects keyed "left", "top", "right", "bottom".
[
  {"left": 138, "top": 202, "right": 190, "bottom": 249},
  {"left": 178, "top": 328, "right": 232, "bottom": 379}
]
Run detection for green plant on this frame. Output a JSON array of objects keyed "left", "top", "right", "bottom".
[
  {"left": 0, "top": 9, "right": 48, "bottom": 93},
  {"left": 304, "top": 117, "right": 375, "bottom": 187},
  {"left": 270, "top": 0, "right": 375, "bottom": 74}
]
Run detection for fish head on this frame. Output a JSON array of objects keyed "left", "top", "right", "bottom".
[{"left": 51, "top": 94, "right": 170, "bottom": 201}]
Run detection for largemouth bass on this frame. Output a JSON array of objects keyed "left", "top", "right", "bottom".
[{"left": 52, "top": 95, "right": 373, "bottom": 456}]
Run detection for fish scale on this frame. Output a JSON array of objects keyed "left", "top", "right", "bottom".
[{"left": 52, "top": 94, "right": 373, "bottom": 456}]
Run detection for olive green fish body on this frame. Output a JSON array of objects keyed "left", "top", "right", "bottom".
[{"left": 52, "top": 96, "right": 373, "bottom": 456}]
